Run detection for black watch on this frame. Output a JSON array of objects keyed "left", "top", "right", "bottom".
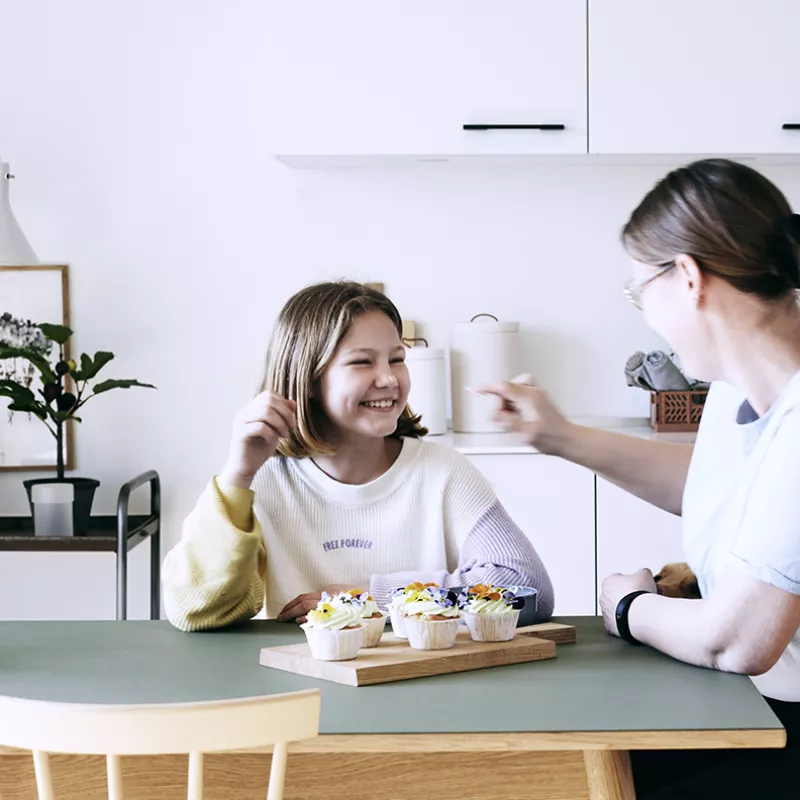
[{"left": 615, "top": 590, "right": 650, "bottom": 645}]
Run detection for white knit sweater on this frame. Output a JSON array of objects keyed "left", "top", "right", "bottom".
[{"left": 163, "top": 437, "right": 554, "bottom": 630}]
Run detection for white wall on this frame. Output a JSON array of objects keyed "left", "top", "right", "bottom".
[{"left": 2, "top": 1, "right": 800, "bottom": 618}]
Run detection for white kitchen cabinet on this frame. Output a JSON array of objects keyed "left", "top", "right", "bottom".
[
  {"left": 589, "top": 0, "right": 800, "bottom": 155},
  {"left": 0, "top": 549, "right": 152, "bottom": 621},
  {"left": 265, "top": 1, "right": 587, "bottom": 157},
  {"left": 595, "top": 478, "right": 684, "bottom": 600},
  {"left": 468, "top": 454, "right": 596, "bottom": 616}
]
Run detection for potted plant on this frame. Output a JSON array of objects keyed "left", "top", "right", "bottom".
[{"left": 0, "top": 319, "right": 155, "bottom": 534}]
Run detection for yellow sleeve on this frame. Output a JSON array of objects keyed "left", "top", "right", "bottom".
[{"left": 162, "top": 477, "right": 267, "bottom": 632}]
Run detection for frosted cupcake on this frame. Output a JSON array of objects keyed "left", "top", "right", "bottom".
[
  {"left": 458, "top": 584, "right": 523, "bottom": 642},
  {"left": 352, "top": 591, "right": 386, "bottom": 647},
  {"left": 402, "top": 586, "right": 462, "bottom": 650},
  {"left": 386, "top": 582, "right": 438, "bottom": 640},
  {"left": 300, "top": 592, "right": 365, "bottom": 661}
]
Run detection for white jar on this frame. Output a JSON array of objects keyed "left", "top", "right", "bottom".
[
  {"left": 31, "top": 482, "right": 74, "bottom": 537},
  {"left": 450, "top": 315, "right": 520, "bottom": 433},
  {"left": 405, "top": 345, "right": 447, "bottom": 436}
]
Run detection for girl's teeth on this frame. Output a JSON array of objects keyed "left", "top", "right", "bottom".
[{"left": 365, "top": 400, "right": 393, "bottom": 408}]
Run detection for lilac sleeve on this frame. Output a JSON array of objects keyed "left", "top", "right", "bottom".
[{"left": 369, "top": 500, "right": 555, "bottom": 619}]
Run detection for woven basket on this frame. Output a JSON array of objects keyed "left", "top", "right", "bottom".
[{"left": 649, "top": 389, "right": 708, "bottom": 432}]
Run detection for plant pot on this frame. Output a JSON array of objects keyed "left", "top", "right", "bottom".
[{"left": 23, "top": 478, "right": 100, "bottom": 536}]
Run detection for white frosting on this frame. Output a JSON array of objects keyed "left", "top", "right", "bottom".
[
  {"left": 403, "top": 596, "right": 460, "bottom": 619},
  {"left": 304, "top": 594, "right": 364, "bottom": 631},
  {"left": 359, "top": 595, "right": 383, "bottom": 618},
  {"left": 463, "top": 597, "right": 516, "bottom": 615}
]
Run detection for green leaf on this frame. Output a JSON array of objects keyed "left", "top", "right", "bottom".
[
  {"left": 79, "top": 353, "right": 93, "bottom": 379},
  {"left": 79, "top": 351, "right": 115, "bottom": 381},
  {"left": 52, "top": 410, "right": 81, "bottom": 423},
  {"left": 37, "top": 323, "right": 73, "bottom": 346},
  {"left": 7, "top": 401, "right": 48, "bottom": 420},
  {"left": 0, "top": 381, "right": 36, "bottom": 404},
  {"left": 92, "top": 379, "right": 157, "bottom": 395},
  {"left": 88, "top": 351, "right": 114, "bottom": 379},
  {"left": 0, "top": 345, "right": 56, "bottom": 383}
]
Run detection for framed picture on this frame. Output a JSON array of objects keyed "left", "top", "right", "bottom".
[{"left": 0, "top": 265, "right": 75, "bottom": 471}]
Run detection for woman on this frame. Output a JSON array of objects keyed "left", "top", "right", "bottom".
[{"left": 481, "top": 159, "right": 800, "bottom": 798}]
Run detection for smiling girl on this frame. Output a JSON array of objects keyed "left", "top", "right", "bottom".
[{"left": 163, "top": 281, "right": 554, "bottom": 631}]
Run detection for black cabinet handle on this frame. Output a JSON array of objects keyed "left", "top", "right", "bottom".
[
  {"left": 782, "top": 123, "right": 800, "bottom": 130},
  {"left": 463, "top": 123, "right": 565, "bottom": 131}
]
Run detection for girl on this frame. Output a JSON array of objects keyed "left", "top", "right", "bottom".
[{"left": 163, "top": 281, "right": 554, "bottom": 631}]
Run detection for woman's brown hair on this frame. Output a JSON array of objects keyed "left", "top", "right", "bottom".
[
  {"left": 260, "top": 281, "right": 427, "bottom": 458},
  {"left": 622, "top": 158, "right": 800, "bottom": 300}
]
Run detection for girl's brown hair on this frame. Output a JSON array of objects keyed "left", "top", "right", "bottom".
[
  {"left": 622, "top": 158, "right": 800, "bottom": 300},
  {"left": 260, "top": 281, "right": 427, "bottom": 458}
]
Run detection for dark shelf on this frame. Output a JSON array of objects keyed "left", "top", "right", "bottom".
[{"left": 0, "top": 515, "right": 157, "bottom": 552}]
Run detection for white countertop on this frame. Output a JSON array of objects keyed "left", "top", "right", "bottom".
[{"left": 429, "top": 417, "right": 697, "bottom": 455}]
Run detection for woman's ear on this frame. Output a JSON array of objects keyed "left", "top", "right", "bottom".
[{"left": 675, "top": 254, "right": 705, "bottom": 305}]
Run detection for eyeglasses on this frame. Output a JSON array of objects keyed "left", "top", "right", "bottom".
[{"left": 623, "top": 262, "right": 676, "bottom": 310}]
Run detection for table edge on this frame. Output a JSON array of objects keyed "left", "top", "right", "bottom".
[{"left": 0, "top": 729, "right": 785, "bottom": 757}]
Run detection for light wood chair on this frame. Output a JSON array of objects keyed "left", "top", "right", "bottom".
[{"left": 0, "top": 689, "right": 321, "bottom": 800}]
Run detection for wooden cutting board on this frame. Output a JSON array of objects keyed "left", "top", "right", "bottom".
[{"left": 259, "top": 622, "right": 575, "bottom": 687}]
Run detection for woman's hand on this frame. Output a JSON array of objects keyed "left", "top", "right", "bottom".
[
  {"left": 599, "top": 569, "right": 657, "bottom": 637},
  {"left": 219, "top": 391, "right": 296, "bottom": 489},
  {"left": 472, "top": 374, "right": 574, "bottom": 455}
]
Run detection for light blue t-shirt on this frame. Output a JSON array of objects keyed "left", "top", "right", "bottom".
[{"left": 683, "top": 370, "right": 800, "bottom": 701}]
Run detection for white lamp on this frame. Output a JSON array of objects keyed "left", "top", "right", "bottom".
[{"left": 0, "top": 157, "right": 38, "bottom": 266}]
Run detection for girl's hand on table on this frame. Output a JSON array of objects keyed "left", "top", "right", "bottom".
[{"left": 277, "top": 585, "right": 368, "bottom": 624}]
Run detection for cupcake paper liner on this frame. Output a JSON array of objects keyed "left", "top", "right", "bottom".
[
  {"left": 463, "top": 609, "right": 520, "bottom": 642},
  {"left": 389, "top": 608, "right": 408, "bottom": 639},
  {"left": 404, "top": 615, "right": 461, "bottom": 650},
  {"left": 361, "top": 615, "right": 387, "bottom": 648},
  {"left": 302, "top": 625, "right": 363, "bottom": 661}
]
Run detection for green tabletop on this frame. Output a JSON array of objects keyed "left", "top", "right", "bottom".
[{"left": 0, "top": 617, "right": 781, "bottom": 736}]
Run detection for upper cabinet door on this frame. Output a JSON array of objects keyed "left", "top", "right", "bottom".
[
  {"left": 265, "top": 1, "right": 587, "bottom": 157},
  {"left": 589, "top": 0, "right": 800, "bottom": 155}
]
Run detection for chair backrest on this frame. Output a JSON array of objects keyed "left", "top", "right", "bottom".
[{"left": 0, "top": 689, "right": 321, "bottom": 800}]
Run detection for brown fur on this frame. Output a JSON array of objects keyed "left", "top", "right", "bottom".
[{"left": 654, "top": 562, "right": 702, "bottom": 599}]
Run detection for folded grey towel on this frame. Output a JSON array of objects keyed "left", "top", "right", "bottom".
[
  {"left": 625, "top": 350, "right": 692, "bottom": 391},
  {"left": 624, "top": 351, "right": 655, "bottom": 391},
  {"left": 643, "top": 350, "right": 691, "bottom": 391}
]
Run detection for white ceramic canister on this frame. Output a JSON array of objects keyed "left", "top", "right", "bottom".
[
  {"left": 405, "top": 342, "right": 447, "bottom": 435},
  {"left": 450, "top": 314, "right": 520, "bottom": 433}
]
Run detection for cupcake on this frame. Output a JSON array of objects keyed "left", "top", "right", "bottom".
[
  {"left": 350, "top": 590, "right": 386, "bottom": 647},
  {"left": 457, "top": 584, "right": 523, "bottom": 642},
  {"left": 386, "top": 582, "right": 438, "bottom": 640},
  {"left": 300, "top": 592, "right": 365, "bottom": 661},
  {"left": 402, "top": 586, "right": 462, "bottom": 650}
]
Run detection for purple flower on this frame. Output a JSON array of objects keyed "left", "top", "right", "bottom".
[
  {"left": 430, "top": 588, "right": 459, "bottom": 608},
  {"left": 349, "top": 594, "right": 365, "bottom": 609}
]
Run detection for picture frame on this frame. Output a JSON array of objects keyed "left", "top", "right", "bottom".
[{"left": 0, "top": 264, "right": 75, "bottom": 472}]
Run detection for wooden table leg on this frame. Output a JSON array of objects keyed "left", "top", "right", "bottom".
[{"left": 583, "top": 750, "right": 636, "bottom": 800}]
